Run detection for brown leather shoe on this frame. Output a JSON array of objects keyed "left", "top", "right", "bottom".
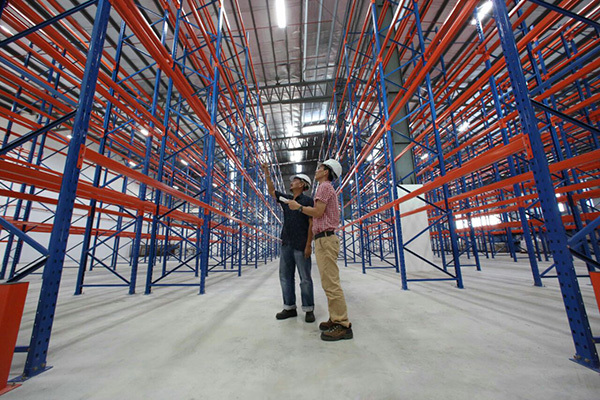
[
  {"left": 321, "top": 323, "right": 353, "bottom": 341},
  {"left": 319, "top": 319, "right": 335, "bottom": 331}
]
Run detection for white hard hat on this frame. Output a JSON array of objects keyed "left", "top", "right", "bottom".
[
  {"left": 321, "top": 159, "right": 342, "bottom": 180},
  {"left": 290, "top": 173, "right": 312, "bottom": 190}
]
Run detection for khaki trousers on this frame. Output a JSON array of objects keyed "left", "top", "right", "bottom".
[{"left": 314, "top": 235, "right": 350, "bottom": 328}]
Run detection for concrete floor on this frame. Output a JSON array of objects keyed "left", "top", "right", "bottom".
[{"left": 4, "top": 255, "right": 600, "bottom": 399}]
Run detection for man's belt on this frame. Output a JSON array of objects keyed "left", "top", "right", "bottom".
[{"left": 314, "top": 231, "right": 335, "bottom": 239}]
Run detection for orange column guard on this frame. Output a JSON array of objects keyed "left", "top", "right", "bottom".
[
  {"left": 0, "top": 282, "right": 29, "bottom": 395},
  {"left": 590, "top": 272, "right": 600, "bottom": 314}
]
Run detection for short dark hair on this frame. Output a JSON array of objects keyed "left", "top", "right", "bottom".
[
  {"left": 293, "top": 177, "right": 310, "bottom": 191},
  {"left": 323, "top": 165, "right": 335, "bottom": 181}
]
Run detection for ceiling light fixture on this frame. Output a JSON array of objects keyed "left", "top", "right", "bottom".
[
  {"left": 471, "top": 1, "right": 493, "bottom": 25},
  {"left": 290, "top": 151, "right": 302, "bottom": 163},
  {"left": 286, "top": 123, "right": 296, "bottom": 136},
  {"left": 301, "top": 124, "right": 326, "bottom": 134},
  {"left": 141, "top": 128, "right": 149, "bottom": 136},
  {"left": 276, "top": 0, "right": 287, "bottom": 28},
  {"left": 479, "top": 1, "right": 494, "bottom": 17},
  {"left": 296, "top": 164, "right": 303, "bottom": 173}
]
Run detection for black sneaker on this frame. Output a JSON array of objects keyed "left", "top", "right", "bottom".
[
  {"left": 321, "top": 323, "right": 353, "bottom": 341},
  {"left": 305, "top": 311, "right": 315, "bottom": 323},
  {"left": 276, "top": 309, "right": 297, "bottom": 320}
]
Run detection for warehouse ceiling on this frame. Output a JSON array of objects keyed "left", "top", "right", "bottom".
[
  {"left": 233, "top": 0, "right": 474, "bottom": 184},
  {"left": 233, "top": 0, "right": 354, "bottom": 184}
]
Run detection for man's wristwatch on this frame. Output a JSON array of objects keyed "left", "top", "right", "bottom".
[{"left": 298, "top": 206, "right": 303, "bottom": 213}]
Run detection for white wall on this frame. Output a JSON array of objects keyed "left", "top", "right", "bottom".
[
  {"left": 397, "top": 184, "right": 435, "bottom": 272},
  {"left": 339, "top": 184, "right": 434, "bottom": 273}
]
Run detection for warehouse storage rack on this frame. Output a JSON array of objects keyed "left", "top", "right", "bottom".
[
  {"left": 0, "top": 0, "right": 283, "bottom": 379},
  {"left": 320, "top": 0, "right": 599, "bottom": 370}
]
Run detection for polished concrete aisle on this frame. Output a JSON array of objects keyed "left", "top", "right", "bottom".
[{"left": 5, "top": 256, "right": 600, "bottom": 399}]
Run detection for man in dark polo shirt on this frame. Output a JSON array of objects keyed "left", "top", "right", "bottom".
[{"left": 262, "top": 163, "right": 315, "bottom": 323}]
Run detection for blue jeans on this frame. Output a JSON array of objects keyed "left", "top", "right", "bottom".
[{"left": 279, "top": 245, "right": 314, "bottom": 312}]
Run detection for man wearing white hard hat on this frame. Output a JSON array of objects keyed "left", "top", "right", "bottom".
[
  {"left": 288, "top": 159, "right": 353, "bottom": 341},
  {"left": 262, "top": 163, "right": 316, "bottom": 323}
]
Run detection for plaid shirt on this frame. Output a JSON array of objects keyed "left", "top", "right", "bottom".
[{"left": 312, "top": 181, "right": 340, "bottom": 235}]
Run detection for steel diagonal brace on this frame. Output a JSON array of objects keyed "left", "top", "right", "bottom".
[
  {"left": 7, "top": 257, "right": 48, "bottom": 283},
  {"left": 86, "top": 253, "right": 130, "bottom": 283},
  {"left": 531, "top": 100, "right": 600, "bottom": 136},
  {"left": 397, "top": 185, "right": 447, "bottom": 213},
  {"left": 403, "top": 214, "right": 449, "bottom": 248},
  {"left": 526, "top": 0, "right": 600, "bottom": 32},
  {"left": 403, "top": 247, "right": 457, "bottom": 278},
  {"left": 152, "top": 255, "right": 200, "bottom": 285},
  {"left": 158, "top": 189, "right": 206, "bottom": 220},
  {"left": 0, "top": 217, "right": 49, "bottom": 256},
  {"left": 0, "top": 111, "right": 77, "bottom": 156},
  {"left": 0, "top": 56, "right": 78, "bottom": 108},
  {"left": 569, "top": 248, "right": 600, "bottom": 270},
  {"left": 0, "top": 0, "right": 98, "bottom": 48},
  {"left": 568, "top": 215, "right": 600, "bottom": 249}
]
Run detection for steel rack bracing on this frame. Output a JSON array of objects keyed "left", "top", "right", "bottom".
[
  {"left": 0, "top": 0, "right": 282, "bottom": 379},
  {"left": 321, "top": 0, "right": 599, "bottom": 370},
  {"left": 321, "top": 0, "right": 476, "bottom": 289}
]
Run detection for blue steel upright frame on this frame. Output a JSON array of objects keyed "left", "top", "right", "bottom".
[
  {"left": 21, "top": 0, "right": 111, "bottom": 378},
  {"left": 492, "top": 0, "right": 599, "bottom": 370}
]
